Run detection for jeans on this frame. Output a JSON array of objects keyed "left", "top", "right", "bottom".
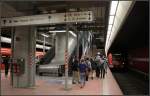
[
  {"left": 72, "top": 71, "right": 79, "bottom": 83},
  {"left": 80, "top": 72, "right": 86, "bottom": 86}
]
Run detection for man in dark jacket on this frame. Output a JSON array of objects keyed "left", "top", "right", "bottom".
[
  {"left": 94, "top": 55, "right": 101, "bottom": 78},
  {"left": 79, "top": 59, "right": 87, "bottom": 88},
  {"left": 72, "top": 56, "right": 79, "bottom": 84},
  {"left": 90, "top": 58, "right": 97, "bottom": 79}
]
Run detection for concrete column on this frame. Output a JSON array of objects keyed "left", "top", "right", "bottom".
[
  {"left": 12, "top": 26, "right": 36, "bottom": 88},
  {"left": 11, "top": 27, "right": 15, "bottom": 86},
  {"left": 65, "top": 24, "right": 69, "bottom": 90},
  {"left": 55, "top": 32, "right": 76, "bottom": 63}
]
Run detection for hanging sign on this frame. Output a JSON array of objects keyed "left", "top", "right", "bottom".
[{"left": 1, "top": 11, "right": 93, "bottom": 27}]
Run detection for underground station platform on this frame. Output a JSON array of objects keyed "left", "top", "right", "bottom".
[
  {"left": 1, "top": 68, "right": 122, "bottom": 95},
  {"left": 0, "top": 0, "right": 149, "bottom": 95}
]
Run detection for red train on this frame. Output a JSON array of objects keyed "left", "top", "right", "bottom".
[
  {"left": 0, "top": 48, "right": 44, "bottom": 70},
  {"left": 108, "top": 53, "right": 125, "bottom": 70}
]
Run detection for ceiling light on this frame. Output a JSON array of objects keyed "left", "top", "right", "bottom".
[
  {"left": 36, "top": 44, "right": 51, "bottom": 50},
  {"left": 108, "top": 24, "right": 113, "bottom": 31},
  {"left": 110, "top": 1, "right": 119, "bottom": 15},
  {"left": 107, "top": 30, "right": 111, "bottom": 35},
  {"left": 96, "top": 38, "right": 103, "bottom": 39},
  {"left": 49, "top": 27, "right": 55, "bottom": 30},
  {"left": 51, "top": 10, "right": 56, "bottom": 13},
  {"left": 1, "top": 36, "right": 51, "bottom": 50},
  {"left": 109, "top": 15, "right": 115, "bottom": 25},
  {"left": 49, "top": 30, "right": 66, "bottom": 33},
  {"left": 1, "top": 37, "right": 11, "bottom": 43},
  {"left": 69, "top": 8, "right": 77, "bottom": 12},
  {"left": 41, "top": 33, "right": 49, "bottom": 37},
  {"left": 49, "top": 30, "right": 77, "bottom": 37},
  {"left": 69, "top": 31, "right": 77, "bottom": 37}
]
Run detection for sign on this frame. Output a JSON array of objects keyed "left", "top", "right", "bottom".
[
  {"left": 64, "top": 11, "right": 93, "bottom": 23},
  {"left": 1, "top": 11, "right": 93, "bottom": 27}
]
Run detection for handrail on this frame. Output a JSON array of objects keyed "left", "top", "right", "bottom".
[{"left": 39, "top": 46, "right": 55, "bottom": 65}]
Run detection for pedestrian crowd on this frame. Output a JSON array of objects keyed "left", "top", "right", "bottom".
[{"left": 72, "top": 52, "right": 108, "bottom": 88}]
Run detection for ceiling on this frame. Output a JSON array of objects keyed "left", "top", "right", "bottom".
[
  {"left": 1, "top": 1, "right": 110, "bottom": 49},
  {"left": 109, "top": 1, "right": 149, "bottom": 54}
]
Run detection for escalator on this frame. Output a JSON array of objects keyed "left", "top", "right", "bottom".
[
  {"left": 37, "top": 31, "right": 89, "bottom": 76},
  {"left": 39, "top": 46, "right": 55, "bottom": 65},
  {"left": 37, "top": 32, "right": 78, "bottom": 76}
]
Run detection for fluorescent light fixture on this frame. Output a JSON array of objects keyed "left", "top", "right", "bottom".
[
  {"left": 107, "top": 30, "right": 111, "bottom": 35},
  {"left": 41, "top": 33, "right": 49, "bottom": 37},
  {"left": 109, "top": 15, "right": 115, "bottom": 25},
  {"left": 1, "top": 37, "right": 11, "bottom": 43},
  {"left": 36, "top": 44, "right": 51, "bottom": 50},
  {"left": 69, "top": 8, "right": 77, "bottom": 12},
  {"left": 49, "top": 30, "right": 66, "bottom": 33},
  {"left": 108, "top": 24, "right": 113, "bottom": 31},
  {"left": 110, "top": 1, "right": 118, "bottom": 15},
  {"left": 49, "top": 30, "right": 77, "bottom": 37},
  {"left": 51, "top": 10, "right": 56, "bottom": 13},
  {"left": 1, "top": 36, "right": 51, "bottom": 50},
  {"left": 69, "top": 31, "right": 77, "bottom": 37},
  {"left": 49, "top": 27, "right": 55, "bottom": 30},
  {"left": 96, "top": 37, "right": 103, "bottom": 39}
]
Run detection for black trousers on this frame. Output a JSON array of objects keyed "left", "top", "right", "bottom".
[
  {"left": 85, "top": 68, "right": 90, "bottom": 81},
  {"left": 96, "top": 67, "right": 100, "bottom": 78},
  {"left": 100, "top": 66, "right": 105, "bottom": 78},
  {"left": 5, "top": 63, "right": 10, "bottom": 76}
]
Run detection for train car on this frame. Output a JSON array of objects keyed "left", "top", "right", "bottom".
[
  {"left": 0, "top": 48, "right": 44, "bottom": 70},
  {"left": 108, "top": 53, "right": 125, "bottom": 70}
]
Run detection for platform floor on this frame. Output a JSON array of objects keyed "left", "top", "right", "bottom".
[{"left": 1, "top": 68, "right": 122, "bottom": 95}]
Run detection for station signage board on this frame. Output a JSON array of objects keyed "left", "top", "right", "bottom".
[{"left": 1, "top": 11, "right": 93, "bottom": 27}]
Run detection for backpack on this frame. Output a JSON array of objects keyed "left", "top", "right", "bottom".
[{"left": 86, "top": 60, "right": 91, "bottom": 69}]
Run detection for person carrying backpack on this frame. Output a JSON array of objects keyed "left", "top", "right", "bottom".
[
  {"left": 94, "top": 55, "right": 101, "bottom": 78},
  {"left": 72, "top": 56, "right": 79, "bottom": 84},
  {"left": 99, "top": 55, "right": 107, "bottom": 79},
  {"left": 90, "top": 57, "right": 97, "bottom": 79},
  {"left": 85, "top": 57, "right": 91, "bottom": 81},
  {"left": 79, "top": 59, "right": 88, "bottom": 88}
]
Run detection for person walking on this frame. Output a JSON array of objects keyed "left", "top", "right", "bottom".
[
  {"left": 85, "top": 57, "right": 91, "bottom": 81},
  {"left": 90, "top": 58, "right": 97, "bottom": 80},
  {"left": 99, "top": 55, "right": 104, "bottom": 79},
  {"left": 103, "top": 56, "right": 108, "bottom": 73},
  {"left": 79, "top": 59, "right": 87, "bottom": 88},
  {"left": 94, "top": 55, "right": 101, "bottom": 78},
  {"left": 72, "top": 56, "right": 79, "bottom": 84},
  {"left": 99, "top": 55, "right": 108, "bottom": 79},
  {"left": 3, "top": 57, "right": 10, "bottom": 78}
]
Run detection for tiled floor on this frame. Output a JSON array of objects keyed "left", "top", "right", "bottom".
[{"left": 1, "top": 68, "right": 123, "bottom": 95}]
